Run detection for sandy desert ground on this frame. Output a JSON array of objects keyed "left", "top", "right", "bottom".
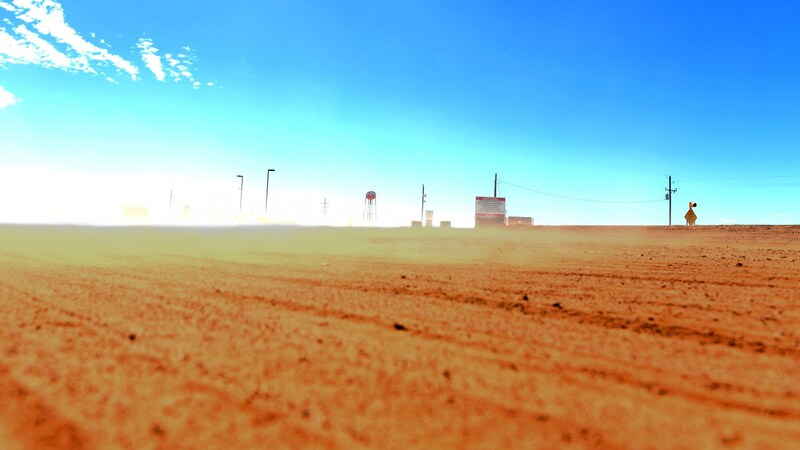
[{"left": 1, "top": 225, "right": 799, "bottom": 449}]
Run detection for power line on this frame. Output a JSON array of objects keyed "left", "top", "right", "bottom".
[
  {"left": 683, "top": 163, "right": 800, "bottom": 175},
  {"left": 726, "top": 182, "right": 800, "bottom": 188},
  {"left": 499, "top": 180, "right": 664, "bottom": 204},
  {"left": 680, "top": 174, "right": 800, "bottom": 183}
]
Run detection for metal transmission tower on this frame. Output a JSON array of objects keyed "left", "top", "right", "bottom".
[
  {"left": 321, "top": 197, "right": 330, "bottom": 222},
  {"left": 665, "top": 175, "right": 677, "bottom": 225}
]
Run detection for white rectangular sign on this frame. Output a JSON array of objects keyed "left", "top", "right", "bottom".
[{"left": 475, "top": 197, "right": 506, "bottom": 218}]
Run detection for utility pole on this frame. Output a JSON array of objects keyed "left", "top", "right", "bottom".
[
  {"left": 321, "top": 197, "right": 329, "bottom": 220},
  {"left": 494, "top": 173, "right": 498, "bottom": 197},
  {"left": 421, "top": 184, "right": 427, "bottom": 222},
  {"left": 237, "top": 175, "right": 244, "bottom": 215},
  {"left": 169, "top": 189, "right": 173, "bottom": 211},
  {"left": 665, "top": 175, "right": 677, "bottom": 226}
]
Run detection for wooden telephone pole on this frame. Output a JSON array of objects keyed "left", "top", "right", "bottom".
[{"left": 665, "top": 175, "right": 677, "bottom": 226}]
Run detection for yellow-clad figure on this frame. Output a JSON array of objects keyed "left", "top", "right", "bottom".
[{"left": 685, "top": 202, "right": 698, "bottom": 226}]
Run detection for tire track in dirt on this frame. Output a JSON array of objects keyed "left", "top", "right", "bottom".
[
  {"left": 1, "top": 271, "right": 349, "bottom": 449},
  {"left": 49, "top": 259, "right": 678, "bottom": 447},
  {"left": 158, "top": 282, "right": 609, "bottom": 447},
  {"left": 16, "top": 253, "right": 800, "bottom": 399},
  {"left": 120, "top": 255, "right": 800, "bottom": 373},
  {"left": 56, "top": 254, "right": 800, "bottom": 364},
  {"left": 235, "top": 289, "right": 800, "bottom": 421},
  {"left": 126, "top": 255, "right": 800, "bottom": 427},
  {"left": 232, "top": 266, "right": 800, "bottom": 361},
  {"left": 517, "top": 304, "right": 800, "bottom": 358},
  {"left": 0, "top": 365, "right": 89, "bottom": 450},
  {"left": 3, "top": 226, "right": 800, "bottom": 449}
]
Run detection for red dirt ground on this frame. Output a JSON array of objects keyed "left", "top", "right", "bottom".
[{"left": 1, "top": 225, "right": 799, "bottom": 449}]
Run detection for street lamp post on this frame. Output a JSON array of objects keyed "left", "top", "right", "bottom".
[
  {"left": 265, "top": 169, "right": 276, "bottom": 216},
  {"left": 237, "top": 175, "right": 243, "bottom": 215}
]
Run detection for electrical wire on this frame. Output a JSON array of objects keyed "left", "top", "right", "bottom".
[
  {"left": 498, "top": 180, "right": 664, "bottom": 204},
  {"left": 680, "top": 174, "right": 800, "bottom": 183},
  {"left": 722, "top": 182, "right": 800, "bottom": 188}
]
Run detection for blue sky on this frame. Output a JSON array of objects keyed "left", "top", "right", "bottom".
[{"left": 2, "top": 0, "right": 799, "bottom": 226}]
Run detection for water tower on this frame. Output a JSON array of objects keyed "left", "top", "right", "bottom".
[{"left": 363, "top": 191, "right": 377, "bottom": 224}]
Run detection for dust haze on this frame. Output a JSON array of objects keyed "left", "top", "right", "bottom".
[{"left": 1, "top": 225, "right": 799, "bottom": 448}]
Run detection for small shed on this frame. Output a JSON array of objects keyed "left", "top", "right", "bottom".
[{"left": 508, "top": 216, "right": 533, "bottom": 227}]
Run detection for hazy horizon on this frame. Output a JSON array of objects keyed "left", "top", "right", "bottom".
[{"left": 2, "top": 1, "right": 799, "bottom": 227}]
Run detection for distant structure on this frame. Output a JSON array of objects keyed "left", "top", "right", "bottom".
[
  {"left": 475, "top": 196, "right": 506, "bottom": 227},
  {"left": 123, "top": 206, "right": 148, "bottom": 221},
  {"left": 685, "top": 202, "right": 698, "bottom": 226},
  {"left": 321, "top": 197, "right": 330, "bottom": 223},
  {"left": 508, "top": 216, "right": 533, "bottom": 227},
  {"left": 363, "top": 191, "right": 377, "bottom": 224},
  {"left": 425, "top": 210, "right": 434, "bottom": 227}
]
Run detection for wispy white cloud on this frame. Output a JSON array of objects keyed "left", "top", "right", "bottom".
[
  {"left": 145, "top": 46, "right": 208, "bottom": 89},
  {"left": 2, "top": 23, "right": 88, "bottom": 71},
  {"left": 0, "top": 84, "right": 19, "bottom": 108},
  {"left": 137, "top": 38, "right": 165, "bottom": 81},
  {"left": 0, "top": 0, "right": 213, "bottom": 96},
  {"left": 1, "top": 0, "right": 138, "bottom": 78}
]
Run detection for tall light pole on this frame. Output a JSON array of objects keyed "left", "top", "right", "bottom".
[
  {"left": 265, "top": 169, "right": 276, "bottom": 216},
  {"left": 237, "top": 175, "right": 244, "bottom": 214}
]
